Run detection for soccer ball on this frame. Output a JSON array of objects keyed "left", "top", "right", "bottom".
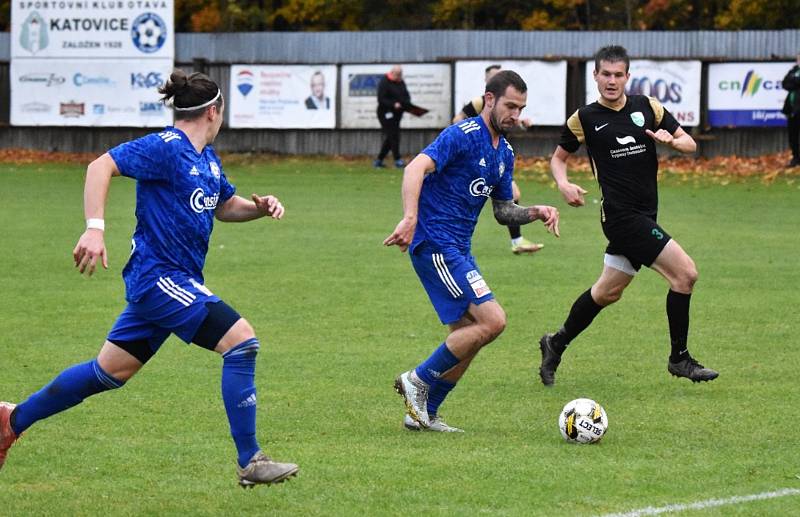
[{"left": 558, "top": 398, "right": 608, "bottom": 444}]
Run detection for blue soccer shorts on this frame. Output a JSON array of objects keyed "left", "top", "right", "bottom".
[
  {"left": 410, "top": 243, "right": 495, "bottom": 324},
  {"left": 107, "top": 273, "right": 224, "bottom": 360}
]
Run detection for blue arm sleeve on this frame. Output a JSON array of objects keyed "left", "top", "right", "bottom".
[
  {"left": 421, "top": 125, "right": 463, "bottom": 171},
  {"left": 108, "top": 133, "right": 174, "bottom": 181}
]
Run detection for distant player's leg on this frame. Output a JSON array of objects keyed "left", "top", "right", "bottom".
[
  {"left": 1, "top": 339, "right": 139, "bottom": 470},
  {"left": 508, "top": 181, "right": 543, "bottom": 254},
  {"left": 194, "top": 302, "right": 298, "bottom": 487},
  {"left": 539, "top": 260, "right": 633, "bottom": 386},
  {"left": 650, "top": 239, "right": 718, "bottom": 382}
]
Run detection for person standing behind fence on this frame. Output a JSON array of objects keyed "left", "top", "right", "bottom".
[
  {"left": 782, "top": 53, "right": 800, "bottom": 168},
  {"left": 375, "top": 65, "right": 411, "bottom": 169}
]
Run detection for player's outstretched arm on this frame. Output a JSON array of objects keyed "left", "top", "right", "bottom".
[
  {"left": 645, "top": 127, "right": 696, "bottom": 154},
  {"left": 383, "top": 154, "right": 434, "bottom": 252},
  {"left": 492, "top": 200, "right": 560, "bottom": 237},
  {"left": 74, "top": 153, "right": 118, "bottom": 276},
  {"left": 215, "top": 194, "right": 285, "bottom": 222},
  {"left": 551, "top": 145, "right": 587, "bottom": 207}
]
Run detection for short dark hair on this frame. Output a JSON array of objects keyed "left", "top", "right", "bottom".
[
  {"left": 485, "top": 64, "right": 502, "bottom": 75},
  {"left": 594, "top": 45, "right": 630, "bottom": 73},
  {"left": 159, "top": 68, "right": 223, "bottom": 120},
  {"left": 485, "top": 70, "right": 527, "bottom": 100}
]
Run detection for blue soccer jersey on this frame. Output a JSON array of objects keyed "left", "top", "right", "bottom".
[
  {"left": 411, "top": 116, "right": 515, "bottom": 253},
  {"left": 108, "top": 127, "right": 236, "bottom": 302}
]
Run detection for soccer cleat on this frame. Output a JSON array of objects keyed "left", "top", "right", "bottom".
[
  {"left": 668, "top": 356, "right": 719, "bottom": 383},
  {"left": 403, "top": 414, "right": 464, "bottom": 433},
  {"left": 237, "top": 450, "right": 299, "bottom": 488},
  {"left": 394, "top": 371, "right": 430, "bottom": 427},
  {"left": 373, "top": 159, "right": 386, "bottom": 168},
  {"left": 0, "top": 402, "right": 20, "bottom": 471},
  {"left": 511, "top": 238, "right": 544, "bottom": 254},
  {"left": 538, "top": 333, "right": 563, "bottom": 387},
  {"left": 394, "top": 159, "right": 406, "bottom": 168}
]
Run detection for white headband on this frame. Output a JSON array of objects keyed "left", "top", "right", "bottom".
[{"left": 171, "top": 88, "right": 221, "bottom": 111}]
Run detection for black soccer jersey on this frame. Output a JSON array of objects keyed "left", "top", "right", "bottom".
[{"left": 559, "top": 95, "right": 680, "bottom": 220}]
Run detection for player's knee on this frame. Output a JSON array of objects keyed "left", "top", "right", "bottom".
[
  {"left": 216, "top": 318, "right": 257, "bottom": 354},
  {"left": 675, "top": 264, "right": 698, "bottom": 293},
  {"left": 596, "top": 285, "right": 624, "bottom": 305},
  {"left": 483, "top": 309, "right": 507, "bottom": 341}
]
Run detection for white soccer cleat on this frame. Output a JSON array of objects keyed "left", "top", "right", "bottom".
[
  {"left": 393, "top": 371, "right": 430, "bottom": 427},
  {"left": 237, "top": 450, "right": 299, "bottom": 488},
  {"left": 403, "top": 414, "right": 464, "bottom": 433}
]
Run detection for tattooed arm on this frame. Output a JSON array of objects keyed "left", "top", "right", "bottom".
[{"left": 492, "top": 199, "right": 561, "bottom": 237}]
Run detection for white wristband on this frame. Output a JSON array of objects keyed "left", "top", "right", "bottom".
[{"left": 86, "top": 218, "right": 105, "bottom": 231}]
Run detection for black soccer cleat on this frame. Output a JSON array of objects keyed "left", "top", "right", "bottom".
[
  {"left": 538, "top": 333, "right": 563, "bottom": 387},
  {"left": 667, "top": 356, "right": 719, "bottom": 383}
]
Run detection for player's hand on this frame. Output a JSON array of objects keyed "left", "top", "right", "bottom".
[
  {"left": 73, "top": 229, "right": 108, "bottom": 276},
  {"left": 532, "top": 205, "right": 560, "bottom": 238},
  {"left": 383, "top": 217, "right": 416, "bottom": 252},
  {"left": 251, "top": 193, "right": 284, "bottom": 219},
  {"left": 558, "top": 182, "right": 588, "bottom": 207},
  {"left": 645, "top": 129, "right": 674, "bottom": 146}
]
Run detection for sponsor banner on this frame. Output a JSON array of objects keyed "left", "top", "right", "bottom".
[
  {"left": 585, "top": 60, "right": 701, "bottom": 127},
  {"left": 11, "top": 1, "right": 174, "bottom": 59},
  {"left": 707, "top": 62, "right": 792, "bottom": 127},
  {"left": 228, "top": 65, "right": 337, "bottom": 129},
  {"left": 11, "top": 59, "right": 173, "bottom": 126},
  {"left": 455, "top": 60, "right": 567, "bottom": 126},
  {"left": 340, "top": 64, "right": 451, "bottom": 129}
]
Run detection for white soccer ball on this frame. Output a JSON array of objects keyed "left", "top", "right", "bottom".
[{"left": 558, "top": 398, "right": 608, "bottom": 444}]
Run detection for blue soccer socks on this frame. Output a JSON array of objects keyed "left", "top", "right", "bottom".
[
  {"left": 11, "top": 359, "right": 124, "bottom": 435},
  {"left": 414, "top": 342, "right": 461, "bottom": 385},
  {"left": 221, "top": 338, "right": 261, "bottom": 468},
  {"left": 426, "top": 378, "right": 456, "bottom": 418}
]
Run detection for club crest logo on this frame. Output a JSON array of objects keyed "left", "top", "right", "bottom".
[
  {"left": 498, "top": 162, "right": 506, "bottom": 177},
  {"left": 210, "top": 162, "right": 221, "bottom": 179},
  {"left": 237, "top": 70, "right": 254, "bottom": 97},
  {"left": 630, "top": 111, "right": 645, "bottom": 127},
  {"left": 131, "top": 12, "right": 167, "bottom": 54},
  {"left": 20, "top": 11, "right": 49, "bottom": 54}
]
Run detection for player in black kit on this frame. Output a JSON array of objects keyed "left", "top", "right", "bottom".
[{"left": 538, "top": 45, "right": 718, "bottom": 385}]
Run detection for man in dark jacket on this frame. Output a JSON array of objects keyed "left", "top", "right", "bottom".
[
  {"left": 375, "top": 65, "right": 411, "bottom": 168},
  {"left": 782, "top": 54, "right": 800, "bottom": 168}
]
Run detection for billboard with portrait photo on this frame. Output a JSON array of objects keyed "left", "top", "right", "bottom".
[{"left": 229, "top": 65, "right": 337, "bottom": 128}]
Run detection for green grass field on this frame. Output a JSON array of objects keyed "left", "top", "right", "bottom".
[{"left": 0, "top": 159, "right": 798, "bottom": 516}]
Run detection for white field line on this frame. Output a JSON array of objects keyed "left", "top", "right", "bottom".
[{"left": 597, "top": 488, "right": 800, "bottom": 517}]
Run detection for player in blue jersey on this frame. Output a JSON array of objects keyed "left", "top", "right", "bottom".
[
  {"left": 384, "top": 71, "right": 560, "bottom": 432},
  {"left": 0, "top": 69, "right": 298, "bottom": 487}
]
